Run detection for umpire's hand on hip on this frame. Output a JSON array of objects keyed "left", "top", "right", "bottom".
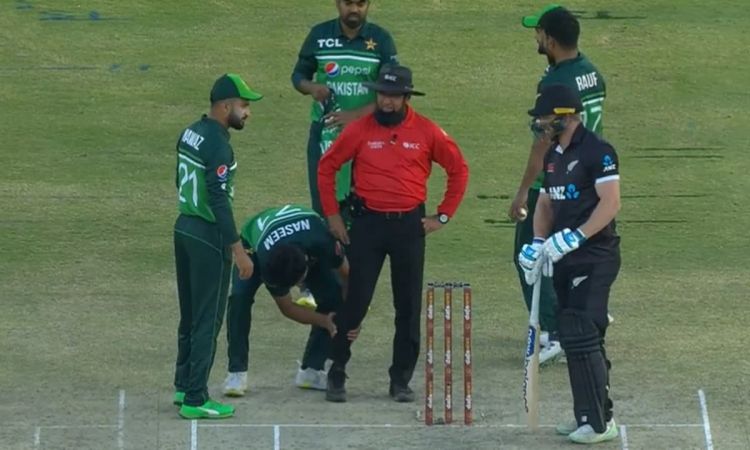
[
  {"left": 421, "top": 215, "right": 444, "bottom": 234},
  {"left": 326, "top": 214, "right": 350, "bottom": 245}
]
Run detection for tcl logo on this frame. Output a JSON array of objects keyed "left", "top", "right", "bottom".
[{"left": 317, "top": 38, "right": 343, "bottom": 48}]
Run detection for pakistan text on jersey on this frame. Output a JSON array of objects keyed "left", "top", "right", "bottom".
[
  {"left": 181, "top": 129, "right": 205, "bottom": 151},
  {"left": 326, "top": 81, "right": 369, "bottom": 96},
  {"left": 263, "top": 219, "right": 312, "bottom": 251}
]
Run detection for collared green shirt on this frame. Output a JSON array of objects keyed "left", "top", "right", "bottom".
[
  {"left": 175, "top": 115, "right": 239, "bottom": 243},
  {"left": 292, "top": 19, "right": 398, "bottom": 122}
]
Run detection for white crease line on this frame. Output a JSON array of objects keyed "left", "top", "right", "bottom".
[
  {"left": 199, "top": 422, "right": 702, "bottom": 429},
  {"left": 33, "top": 427, "right": 40, "bottom": 449},
  {"left": 273, "top": 425, "right": 280, "bottom": 450},
  {"left": 624, "top": 423, "right": 702, "bottom": 428},
  {"left": 40, "top": 425, "right": 118, "bottom": 429},
  {"left": 190, "top": 420, "right": 198, "bottom": 450},
  {"left": 620, "top": 425, "right": 629, "bottom": 450},
  {"left": 698, "top": 389, "right": 714, "bottom": 450},
  {"left": 117, "top": 390, "right": 125, "bottom": 450}
]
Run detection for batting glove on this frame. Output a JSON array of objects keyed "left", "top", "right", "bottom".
[
  {"left": 544, "top": 228, "right": 586, "bottom": 263},
  {"left": 518, "top": 237, "right": 546, "bottom": 285}
]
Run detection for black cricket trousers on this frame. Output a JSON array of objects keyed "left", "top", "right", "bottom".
[{"left": 330, "top": 205, "right": 425, "bottom": 387}]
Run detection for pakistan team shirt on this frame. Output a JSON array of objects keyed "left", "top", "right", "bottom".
[
  {"left": 175, "top": 115, "right": 239, "bottom": 244},
  {"left": 291, "top": 19, "right": 398, "bottom": 122},
  {"left": 240, "top": 205, "right": 343, "bottom": 296},
  {"left": 532, "top": 53, "right": 606, "bottom": 189}
]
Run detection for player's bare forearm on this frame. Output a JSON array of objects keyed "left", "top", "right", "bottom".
[
  {"left": 533, "top": 193, "right": 554, "bottom": 238},
  {"left": 579, "top": 181, "right": 621, "bottom": 238},
  {"left": 295, "top": 79, "right": 315, "bottom": 96},
  {"left": 515, "top": 137, "right": 550, "bottom": 194}
]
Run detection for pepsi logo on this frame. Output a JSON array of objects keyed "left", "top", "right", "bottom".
[
  {"left": 325, "top": 62, "right": 340, "bottom": 77},
  {"left": 216, "top": 164, "right": 229, "bottom": 181}
]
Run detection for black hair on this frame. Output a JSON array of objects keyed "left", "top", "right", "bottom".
[
  {"left": 265, "top": 244, "right": 307, "bottom": 289},
  {"left": 539, "top": 7, "right": 580, "bottom": 49}
]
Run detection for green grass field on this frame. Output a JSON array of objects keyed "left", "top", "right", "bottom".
[{"left": 1, "top": 0, "right": 748, "bottom": 448}]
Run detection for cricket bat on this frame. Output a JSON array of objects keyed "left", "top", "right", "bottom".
[{"left": 523, "top": 268, "right": 543, "bottom": 430}]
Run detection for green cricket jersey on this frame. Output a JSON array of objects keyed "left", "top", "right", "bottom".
[
  {"left": 292, "top": 19, "right": 398, "bottom": 123},
  {"left": 175, "top": 115, "right": 239, "bottom": 243},
  {"left": 240, "top": 204, "right": 343, "bottom": 277},
  {"left": 532, "top": 53, "right": 606, "bottom": 189},
  {"left": 292, "top": 19, "right": 397, "bottom": 201}
]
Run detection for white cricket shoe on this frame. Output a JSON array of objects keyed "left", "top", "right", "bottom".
[
  {"left": 540, "top": 340, "right": 563, "bottom": 365},
  {"left": 568, "top": 419, "right": 618, "bottom": 444},
  {"left": 295, "top": 363, "right": 328, "bottom": 391},
  {"left": 222, "top": 372, "right": 248, "bottom": 397}
]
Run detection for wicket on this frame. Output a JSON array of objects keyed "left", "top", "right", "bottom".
[{"left": 425, "top": 282, "right": 472, "bottom": 426}]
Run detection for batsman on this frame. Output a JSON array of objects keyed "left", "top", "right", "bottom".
[{"left": 519, "top": 84, "right": 621, "bottom": 444}]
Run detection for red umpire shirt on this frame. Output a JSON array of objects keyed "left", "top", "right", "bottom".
[{"left": 317, "top": 106, "right": 469, "bottom": 217}]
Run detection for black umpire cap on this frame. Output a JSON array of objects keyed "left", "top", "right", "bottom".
[
  {"left": 363, "top": 64, "right": 425, "bottom": 96},
  {"left": 528, "top": 84, "right": 583, "bottom": 117}
]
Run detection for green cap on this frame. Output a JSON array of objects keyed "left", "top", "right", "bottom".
[
  {"left": 521, "top": 4, "right": 562, "bottom": 28},
  {"left": 210, "top": 73, "right": 263, "bottom": 103}
]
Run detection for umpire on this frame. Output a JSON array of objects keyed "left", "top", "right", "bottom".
[
  {"left": 172, "top": 74, "right": 261, "bottom": 419},
  {"left": 519, "top": 84, "right": 620, "bottom": 444},
  {"left": 318, "top": 64, "right": 469, "bottom": 403}
]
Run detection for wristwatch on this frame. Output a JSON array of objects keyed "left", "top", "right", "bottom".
[{"left": 437, "top": 213, "right": 450, "bottom": 225}]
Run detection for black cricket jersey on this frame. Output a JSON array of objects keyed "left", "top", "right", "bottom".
[{"left": 542, "top": 124, "right": 620, "bottom": 263}]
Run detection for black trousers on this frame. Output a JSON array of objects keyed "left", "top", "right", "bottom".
[
  {"left": 553, "top": 255, "right": 620, "bottom": 423},
  {"left": 173, "top": 215, "right": 232, "bottom": 406},
  {"left": 330, "top": 205, "right": 426, "bottom": 386},
  {"left": 226, "top": 252, "right": 343, "bottom": 372}
]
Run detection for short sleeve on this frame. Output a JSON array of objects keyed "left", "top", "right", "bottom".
[
  {"left": 540, "top": 150, "right": 553, "bottom": 193},
  {"left": 587, "top": 144, "right": 620, "bottom": 185},
  {"left": 379, "top": 30, "right": 399, "bottom": 65}
]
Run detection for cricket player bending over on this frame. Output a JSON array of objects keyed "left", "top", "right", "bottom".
[{"left": 223, "top": 205, "right": 356, "bottom": 396}]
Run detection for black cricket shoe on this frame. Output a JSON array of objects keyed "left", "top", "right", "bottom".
[
  {"left": 389, "top": 383, "right": 415, "bottom": 403},
  {"left": 326, "top": 367, "right": 347, "bottom": 402}
]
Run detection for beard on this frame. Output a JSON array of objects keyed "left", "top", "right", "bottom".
[
  {"left": 228, "top": 111, "right": 246, "bottom": 130},
  {"left": 374, "top": 107, "right": 406, "bottom": 127},
  {"left": 537, "top": 44, "right": 555, "bottom": 64},
  {"left": 343, "top": 13, "right": 362, "bottom": 29}
]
